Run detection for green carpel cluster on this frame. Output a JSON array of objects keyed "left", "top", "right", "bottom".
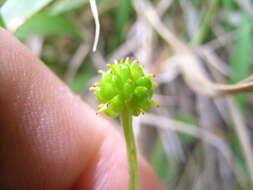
[{"left": 90, "top": 58, "right": 158, "bottom": 117}]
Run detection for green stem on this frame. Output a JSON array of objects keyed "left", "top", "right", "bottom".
[
  {"left": 191, "top": 0, "right": 219, "bottom": 46},
  {"left": 120, "top": 111, "right": 138, "bottom": 190}
]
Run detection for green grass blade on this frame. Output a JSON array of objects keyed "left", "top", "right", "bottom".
[
  {"left": 15, "top": 13, "right": 80, "bottom": 39},
  {"left": 48, "top": 0, "right": 89, "bottom": 15},
  {"left": 230, "top": 13, "right": 252, "bottom": 108},
  {"left": 0, "top": 0, "right": 54, "bottom": 32},
  {"left": 115, "top": 0, "right": 132, "bottom": 42}
]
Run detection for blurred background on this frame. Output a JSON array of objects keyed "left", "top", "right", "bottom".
[{"left": 1, "top": 0, "right": 253, "bottom": 189}]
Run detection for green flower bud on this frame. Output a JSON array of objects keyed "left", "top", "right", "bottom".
[{"left": 90, "top": 58, "right": 158, "bottom": 118}]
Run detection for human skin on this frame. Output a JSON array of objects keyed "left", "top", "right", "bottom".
[{"left": 0, "top": 28, "right": 164, "bottom": 190}]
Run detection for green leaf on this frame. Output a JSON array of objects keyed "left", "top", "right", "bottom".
[
  {"left": 221, "top": 0, "right": 234, "bottom": 10},
  {"left": 0, "top": 0, "right": 54, "bottom": 32},
  {"left": 48, "top": 0, "right": 89, "bottom": 15},
  {"left": 230, "top": 15, "right": 252, "bottom": 82},
  {"left": 230, "top": 13, "right": 252, "bottom": 108},
  {"left": 115, "top": 0, "right": 132, "bottom": 41},
  {"left": 15, "top": 13, "right": 80, "bottom": 39},
  {"left": 0, "top": 13, "right": 5, "bottom": 27},
  {"left": 151, "top": 139, "right": 172, "bottom": 184},
  {"left": 0, "top": 0, "right": 6, "bottom": 6}
]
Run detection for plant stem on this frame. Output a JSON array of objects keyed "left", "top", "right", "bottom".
[
  {"left": 120, "top": 110, "right": 138, "bottom": 190},
  {"left": 191, "top": 0, "right": 219, "bottom": 46}
]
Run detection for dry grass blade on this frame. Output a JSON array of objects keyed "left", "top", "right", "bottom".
[
  {"left": 89, "top": 0, "right": 100, "bottom": 52},
  {"left": 195, "top": 47, "right": 229, "bottom": 76},
  {"left": 177, "top": 53, "right": 253, "bottom": 97},
  {"left": 142, "top": 113, "right": 248, "bottom": 189},
  {"left": 141, "top": 113, "right": 232, "bottom": 163},
  {"left": 134, "top": 0, "right": 253, "bottom": 97}
]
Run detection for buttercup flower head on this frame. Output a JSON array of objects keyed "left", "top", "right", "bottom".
[{"left": 90, "top": 58, "right": 158, "bottom": 117}]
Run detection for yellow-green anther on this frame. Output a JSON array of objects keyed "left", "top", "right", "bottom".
[{"left": 92, "top": 58, "right": 157, "bottom": 118}]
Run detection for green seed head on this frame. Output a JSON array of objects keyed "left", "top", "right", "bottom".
[{"left": 90, "top": 58, "right": 158, "bottom": 117}]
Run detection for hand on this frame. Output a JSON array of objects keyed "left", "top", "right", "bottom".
[{"left": 0, "top": 28, "right": 164, "bottom": 190}]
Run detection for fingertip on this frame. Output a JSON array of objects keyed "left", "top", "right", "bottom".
[
  {"left": 72, "top": 132, "right": 165, "bottom": 190},
  {"left": 0, "top": 29, "right": 110, "bottom": 189}
]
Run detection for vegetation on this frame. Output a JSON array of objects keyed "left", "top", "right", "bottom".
[{"left": 1, "top": 0, "right": 253, "bottom": 189}]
